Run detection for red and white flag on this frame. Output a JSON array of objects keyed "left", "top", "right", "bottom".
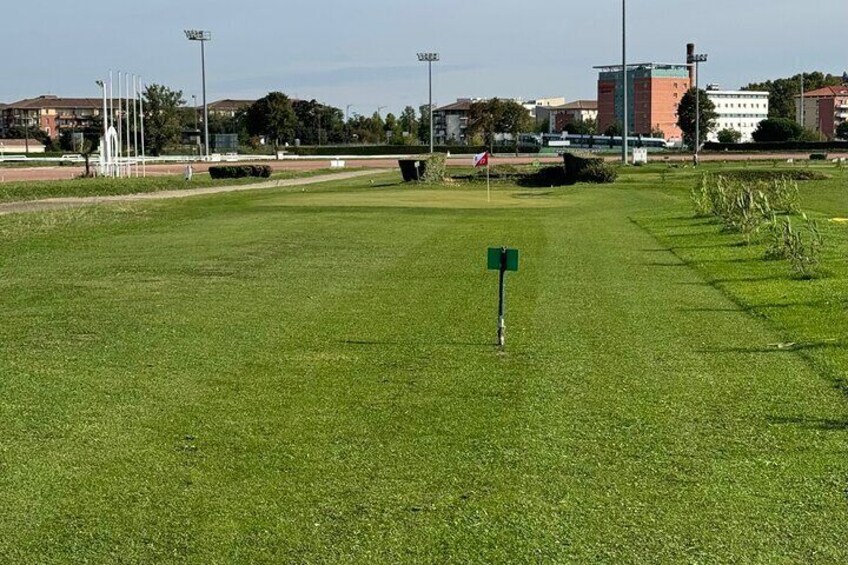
[{"left": 473, "top": 151, "right": 489, "bottom": 168}]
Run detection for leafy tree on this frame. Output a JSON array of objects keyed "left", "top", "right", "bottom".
[
  {"left": 142, "top": 84, "right": 185, "bottom": 156},
  {"left": 751, "top": 118, "right": 804, "bottom": 142},
  {"left": 676, "top": 88, "right": 718, "bottom": 149},
  {"left": 717, "top": 128, "right": 742, "bottom": 144},
  {"left": 417, "top": 105, "right": 431, "bottom": 145},
  {"left": 648, "top": 126, "right": 665, "bottom": 139},
  {"left": 467, "top": 98, "right": 532, "bottom": 151},
  {"left": 603, "top": 122, "right": 622, "bottom": 137},
  {"left": 398, "top": 106, "right": 419, "bottom": 142},
  {"left": 742, "top": 72, "right": 844, "bottom": 120},
  {"left": 836, "top": 121, "right": 848, "bottom": 140},
  {"left": 246, "top": 92, "right": 297, "bottom": 150}
]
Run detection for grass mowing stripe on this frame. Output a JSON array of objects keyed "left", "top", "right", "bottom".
[{"left": 1, "top": 166, "right": 847, "bottom": 561}]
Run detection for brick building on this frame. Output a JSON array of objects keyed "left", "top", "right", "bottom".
[
  {"left": 2, "top": 95, "right": 103, "bottom": 139},
  {"left": 795, "top": 85, "right": 848, "bottom": 140},
  {"left": 595, "top": 63, "right": 691, "bottom": 141}
]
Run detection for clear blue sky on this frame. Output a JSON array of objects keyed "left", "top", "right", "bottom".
[{"left": 3, "top": 0, "right": 846, "bottom": 115}]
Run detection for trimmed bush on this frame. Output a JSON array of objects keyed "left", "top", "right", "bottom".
[
  {"left": 578, "top": 161, "right": 618, "bottom": 184},
  {"left": 810, "top": 153, "right": 828, "bottom": 161},
  {"left": 208, "top": 165, "right": 272, "bottom": 179},
  {"left": 562, "top": 153, "right": 617, "bottom": 185}
]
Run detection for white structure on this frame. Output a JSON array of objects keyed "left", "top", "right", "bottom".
[{"left": 706, "top": 87, "right": 769, "bottom": 143}]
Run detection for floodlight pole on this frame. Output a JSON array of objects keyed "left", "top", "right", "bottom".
[
  {"left": 687, "top": 52, "right": 708, "bottom": 164},
  {"left": 418, "top": 52, "right": 440, "bottom": 153},
  {"left": 185, "top": 30, "right": 211, "bottom": 160}
]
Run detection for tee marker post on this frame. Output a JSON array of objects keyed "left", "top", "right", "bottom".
[{"left": 487, "top": 247, "right": 519, "bottom": 348}]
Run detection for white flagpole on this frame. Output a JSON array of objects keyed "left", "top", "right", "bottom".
[
  {"left": 487, "top": 153, "right": 491, "bottom": 203},
  {"left": 133, "top": 74, "right": 139, "bottom": 177},
  {"left": 139, "top": 78, "right": 146, "bottom": 177},
  {"left": 125, "top": 72, "right": 131, "bottom": 177},
  {"left": 117, "top": 71, "right": 123, "bottom": 176}
]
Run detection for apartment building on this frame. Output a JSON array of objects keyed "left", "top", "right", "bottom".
[
  {"left": 596, "top": 63, "right": 691, "bottom": 141},
  {"left": 433, "top": 99, "right": 475, "bottom": 144},
  {"left": 2, "top": 95, "right": 103, "bottom": 139},
  {"left": 795, "top": 85, "right": 848, "bottom": 139},
  {"left": 706, "top": 87, "right": 769, "bottom": 142},
  {"left": 540, "top": 100, "right": 599, "bottom": 133}
]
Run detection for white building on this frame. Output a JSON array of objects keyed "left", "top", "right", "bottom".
[{"left": 706, "top": 87, "right": 769, "bottom": 143}]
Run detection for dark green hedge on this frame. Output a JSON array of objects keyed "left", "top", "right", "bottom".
[
  {"left": 562, "top": 153, "right": 617, "bottom": 184},
  {"left": 208, "top": 165, "right": 272, "bottom": 179},
  {"left": 703, "top": 141, "right": 848, "bottom": 152},
  {"left": 286, "top": 144, "right": 540, "bottom": 156}
]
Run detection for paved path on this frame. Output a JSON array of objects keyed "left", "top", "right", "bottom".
[{"left": 0, "top": 169, "right": 388, "bottom": 216}]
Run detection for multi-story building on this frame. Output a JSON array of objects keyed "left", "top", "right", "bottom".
[
  {"left": 596, "top": 63, "right": 691, "bottom": 141},
  {"left": 207, "top": 99, "right": 255, "bottom": 117},
  {"left": 433, "top": 99, "right": 475, "bottom": 144},
  {"left": 540, "top": 100, "right": 599, "bottom": 133},
  {"left": 2, "top": 95, "right": 103, "bottom": 139},
  {"left": 795, "top": 85, "right": 848, "bottom": 139},
  {"left": 523, "top": 97, "right": 567, "bottom": 120},
  {"left": 705, "top": 86, "right": 769, "bottom": 142}
]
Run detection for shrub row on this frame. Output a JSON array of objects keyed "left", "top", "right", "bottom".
[
  {"left": 287, "top": 144, "right": 542, "bottom": 156},
  {"left": 703, "top": 141, "right": 848, "bottom": 152},
  {"left": 208, "top": 165, "right": 272, "bottom": 179}
]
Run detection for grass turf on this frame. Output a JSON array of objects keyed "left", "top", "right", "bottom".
[
  {"left": 0, "top": 168, "right": 356, "bottom": 204},
  {"left": 1, "top": 165, "right": 846, "bottom": 562}
]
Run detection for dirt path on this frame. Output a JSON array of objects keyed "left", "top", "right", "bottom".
[{"left": 0, "top": 169, "right": 389, "bottom": 216}]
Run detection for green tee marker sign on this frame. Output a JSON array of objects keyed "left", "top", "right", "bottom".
[{"left": 487, "top": 247, "right": 519, "bottom": 347}]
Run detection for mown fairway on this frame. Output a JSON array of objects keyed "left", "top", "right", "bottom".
[{"left": 1, "top": 166, "right": 847, "bottom": 562}]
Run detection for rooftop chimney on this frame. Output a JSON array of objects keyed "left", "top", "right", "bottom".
[{"left": 687, "top": 43, "right": 696, "bottom": 87}]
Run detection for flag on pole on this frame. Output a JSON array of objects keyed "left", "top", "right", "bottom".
[{"left": 473, "top": 151, "right": 489, "bottom": 168}]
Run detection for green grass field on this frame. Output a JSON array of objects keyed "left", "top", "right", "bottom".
[
  {"left": 1, "top": 164, "right": 846, "bottom": 562},
  {"left": 0, "top": 168, "right": 354, "bottom": 204}
]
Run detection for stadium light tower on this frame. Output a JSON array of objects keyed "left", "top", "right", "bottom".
[
  {"left": 687, "top": 51, "right": 708, "bottom": 164},
  {"left": 185, "top": 29, "right": 211, "bottom": 160},
  {"left": 621, "top": 0, "right": 628, "bottom": 165},
  {"left": 417, "top": 52, "right": 440, "bottom": 153}
]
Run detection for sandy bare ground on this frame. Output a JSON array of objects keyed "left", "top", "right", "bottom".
[{"left": 0, "top": 169, "right": 388, "bottom": 216}]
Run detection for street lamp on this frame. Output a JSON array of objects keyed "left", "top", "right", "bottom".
[
  {"left": 687, "top": 52, "right": 708, "bottom": 163},
  {"left": 417, "top": 52, "right": 439, "bottom": 153},
  {"left": 185, "top": 29, "right": 211, "bottom": 160}
]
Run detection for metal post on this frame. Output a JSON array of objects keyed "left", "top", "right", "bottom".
[
  {"left": 429, "top": 60, "right": 434, "bottom": 153},
  {"left": 497, "top": 248, "right": 506, "bottom": 348},
  {"left": 621, "top": 0, "right": 628, "bottom": 165},
  {"left": 695, "top": 61, "right": 700, "bottom": 160},
  {"left": 418, "top": 53, "right": 439, "bottom": 153},
  {"left": 186, "top": 30, "right": 212, "bottom": 160},
  {"left": 201, "top": 39, "right": 210, "bottom": 160},
  {"left": 24, "top": 115, "right": 29, "bottom": 154}
]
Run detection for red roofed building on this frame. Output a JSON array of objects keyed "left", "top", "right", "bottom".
[
  {"left": 796, "top": 85, "right": 848, "bottom": 139},
  {"left": 2, "top": 95, "right": 104, "bottom": 139}
]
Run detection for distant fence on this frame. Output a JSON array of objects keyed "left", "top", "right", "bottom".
[{"left": 703, "top": 141, "right": 848, "bottom": 152}]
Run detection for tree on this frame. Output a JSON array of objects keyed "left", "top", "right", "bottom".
[
  {"left": 142, "top": 84, "right": 185, "bottom": 156},
  {"left": 246, "top": 92, "right": 297, "bottom": 150},
  {"left": 836, "top": 121, "right": 848, "bottom": 141},
  {"left": 743, "top": 72, "right": 844, "bottom": 120},
  {"left": 603, "top": 122, "right": 622, "bottom": 137},
  {"left": 398, "top": 106, "right": 418, "bottom": 142},
  {"left": 467, "top": 98, "right": 532, "bottom": 151},
  {"left": 717, "top": 128, "right": 742, "bottom": 144},
  {"left": 676, "top": 88, "right": 718, "bottom": 149},
  {"left": 417, "top": 105, "right": 431, "bottom": 145},
  {"left": 648, "top": 126, "right": 665, "bottom": 140},
  {"left": 751, "top": 118, "right": 804, "bottom": 142}
]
